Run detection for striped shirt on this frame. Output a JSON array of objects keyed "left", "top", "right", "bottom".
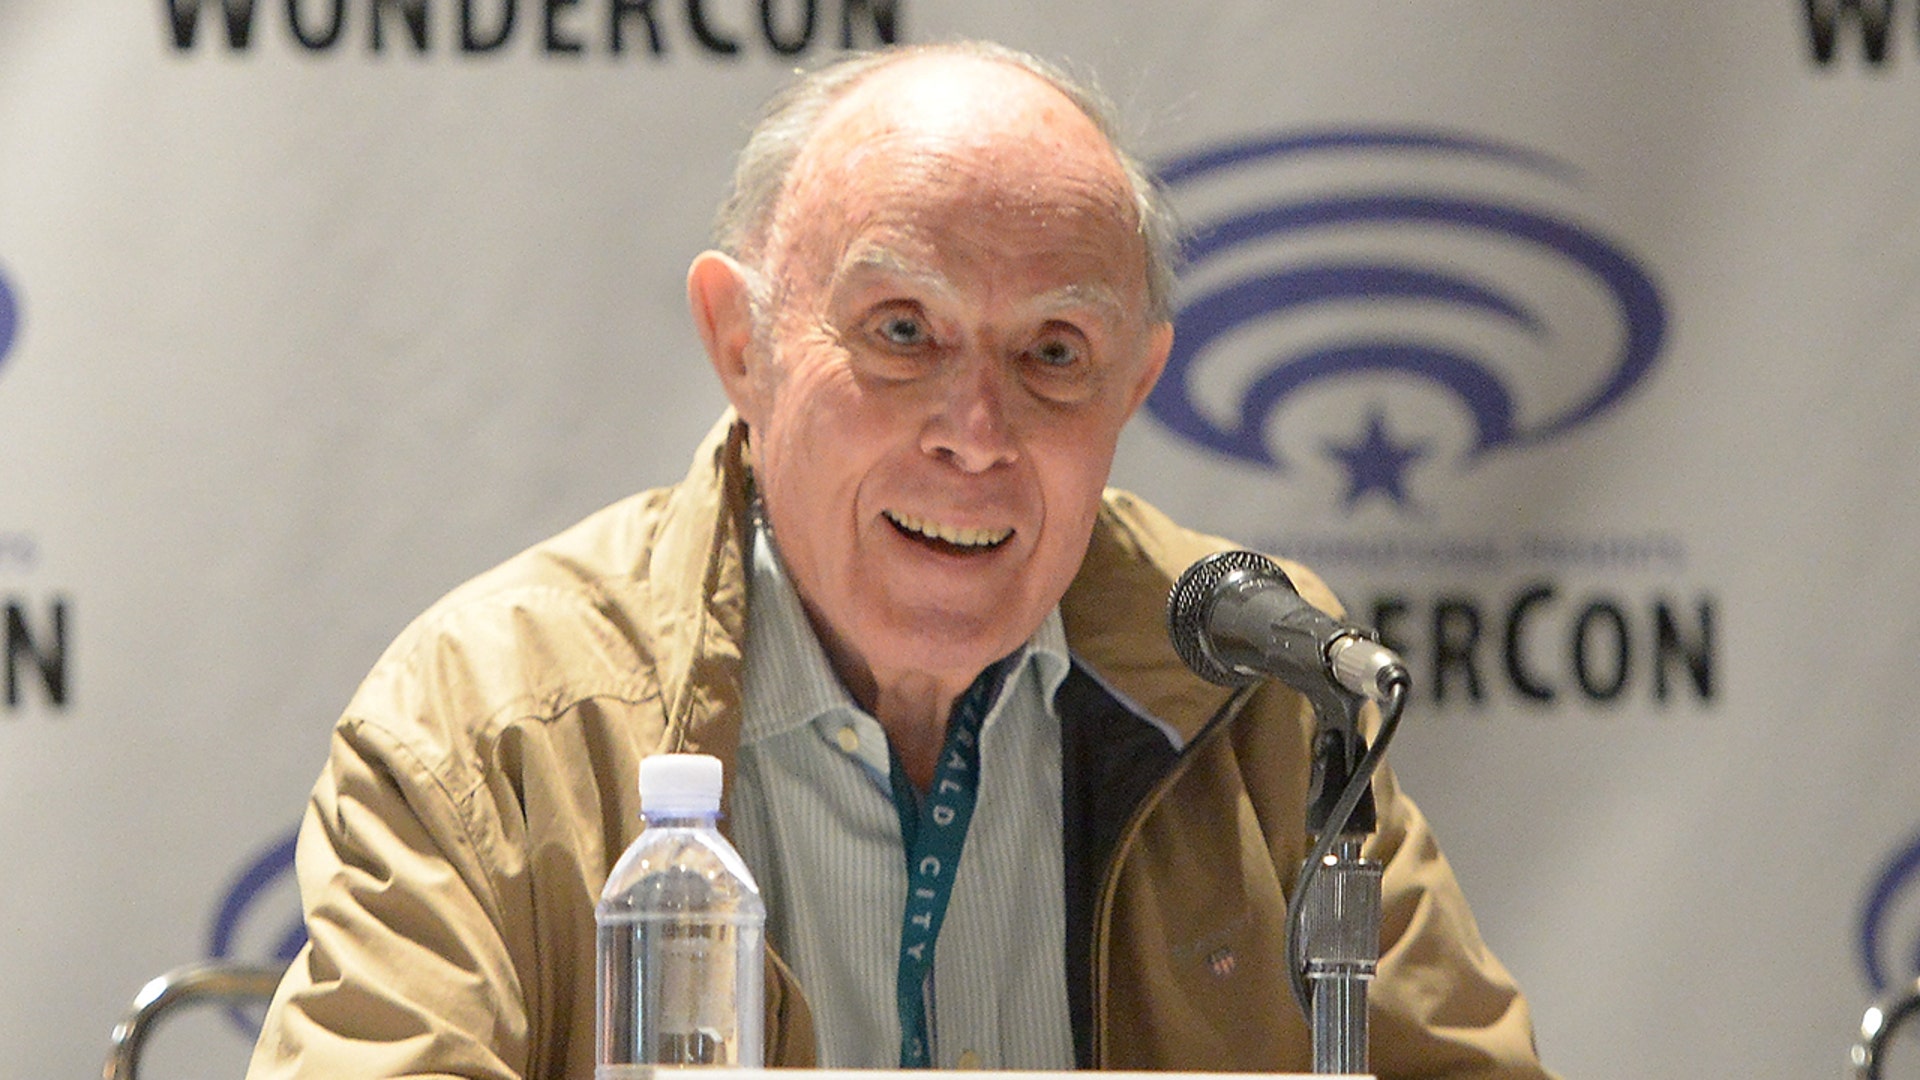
[{"left": 729, "top": 520, "right": 1076, "bottom": 1069}]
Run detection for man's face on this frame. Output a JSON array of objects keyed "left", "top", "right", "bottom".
[{"left": 715, "top": 57, "right": 1171, "bottom": 700}]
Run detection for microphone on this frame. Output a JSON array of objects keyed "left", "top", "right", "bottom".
[{"left": 1166, "top": 550, "right": 1407, "bottom": 702}]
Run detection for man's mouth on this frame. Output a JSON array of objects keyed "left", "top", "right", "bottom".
[{"left": 883, "top": 510, "right": 1014, "bottom": 552}]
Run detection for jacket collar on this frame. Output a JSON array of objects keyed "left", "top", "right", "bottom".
[
  {"left": 645, "top": 412, "right": 756, "bottom": 783},
  {"left": 1062, "top": 492, "right": 1243, "bottom": 746}
]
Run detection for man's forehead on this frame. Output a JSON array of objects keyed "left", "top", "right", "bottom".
[{"left": 771, "top": 55, "right": 1144, "bottom": 290}]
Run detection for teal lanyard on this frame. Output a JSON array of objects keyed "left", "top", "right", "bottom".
[{"left": 886, "top": 660, "right": 1009, "bottom": 1068}]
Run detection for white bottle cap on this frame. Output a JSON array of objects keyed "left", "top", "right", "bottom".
[{"left": 638, "top": 753, "right": 723, "bottom": 815}]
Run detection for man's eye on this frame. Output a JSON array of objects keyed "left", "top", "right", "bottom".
[
  {"left": 877, "top": 315, "right": 927, "bottom": 347},
  {"left": 1021, "top": 331, "right": 1098, "bottom": 404},
  {"left": 1032, "top": 338, "right": 1081, "bottom": 368}
]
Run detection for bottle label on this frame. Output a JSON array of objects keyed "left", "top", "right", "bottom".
[{"left": 650, "top": 922, "right": 737, "bottom": 1063}]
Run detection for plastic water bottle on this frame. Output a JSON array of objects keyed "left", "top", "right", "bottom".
[{"left": 596, "top": 753, "right": 766, "bottom": 1074}]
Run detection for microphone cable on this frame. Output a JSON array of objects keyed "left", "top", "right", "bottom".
[{"left": 1283, "top": 666, "right": 1412, "bottom": 1019}]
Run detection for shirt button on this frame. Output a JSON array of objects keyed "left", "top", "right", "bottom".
[
  {"left": 834, "top": 726, "right": 860, "bottom": 754},
  {"left": 957, "top": 1050, "right": 981, "bottom": 1069}
]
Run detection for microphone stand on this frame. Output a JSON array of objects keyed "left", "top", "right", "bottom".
[
  {"left": 1160, "top": 547, "right": 1411, "bottom": 1075},
  {"left": 1291, "top": 678, "right": 1381, "bottom": 1076}
]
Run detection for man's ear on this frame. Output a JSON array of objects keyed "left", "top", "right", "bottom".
[
  {"left": 688, "top": 250, "right": 762, "bottom": 422},
  {"left": 1124, "top": 320, "right": 1175, "bottom": 417}
]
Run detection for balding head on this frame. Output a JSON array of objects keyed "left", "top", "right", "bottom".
[
  {"left": 712, "top": 42, "right": 1179, "bottom": 320},
  {"left": 761, "top": 53, "right": 1150, "bottom": 346}
]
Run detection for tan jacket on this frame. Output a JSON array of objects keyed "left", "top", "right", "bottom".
[{"left": 248, "top": 415, "right": 1552, "bottom": 1079}]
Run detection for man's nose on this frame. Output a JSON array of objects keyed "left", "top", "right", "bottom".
[{"left": 921, "top": 355, "right": 1019, "bottom": 473}]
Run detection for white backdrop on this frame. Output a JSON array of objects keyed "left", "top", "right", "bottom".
[{"left": 3, "top": 4, "right": 1918, "bottom": 1078}]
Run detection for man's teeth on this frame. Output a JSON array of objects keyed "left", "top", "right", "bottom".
[{"left": 885, "top": 511, "right": 1012, "bottom": 549}]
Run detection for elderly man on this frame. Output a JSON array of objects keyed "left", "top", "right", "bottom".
[{"left": 247, "top": 41, "right": 1553, "bottom": 1080}]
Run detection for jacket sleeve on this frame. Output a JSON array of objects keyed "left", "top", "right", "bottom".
[
  {"left": 1365, "top": 757, "right": 1558, "bottom": 1080},
  {"left": 245, "top": 714, "right": 533, "bottom": 1080}
]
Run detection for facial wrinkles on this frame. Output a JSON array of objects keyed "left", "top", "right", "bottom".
[
  {"left": 833, "top": 194, "right": 1142, "bottom": 342},
  {"left": 759, "top": 60, "right": 1151, "bottom": 523},
  {"left": 894, "top": 155, "right": 1129, "bottom": 263}
]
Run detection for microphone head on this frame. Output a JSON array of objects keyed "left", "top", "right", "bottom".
[{"left": 1166, "top": 549, "right": 1291, "bottom": 687}]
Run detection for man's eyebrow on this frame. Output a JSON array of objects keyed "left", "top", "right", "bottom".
[
  {"left": 833, "top": 247, "right": 959, "bottom": 300},
  {"left": 1031, "top": 282, "right": 1127, "bottom": 324},
  {"left": 833, "top": 248, "right": 1132, "bottom": 324}
]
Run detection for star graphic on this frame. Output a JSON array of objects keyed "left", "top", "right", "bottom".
[{"left": 1322, "top": 409, "right": 1430, "bottom": 511}]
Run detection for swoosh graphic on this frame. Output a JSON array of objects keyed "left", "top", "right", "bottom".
[
  {"left": 208, "top": 828, "right": 306, "bottom": 1034},
  {"left": 0, "top": 267, "right": 18, "bottom": 373},
  {"left": 1159, "top": 128, "right": 1580, "bottom": 187},
  {"left": 1153, "top": 263, "right": 1538, "bottom": 465},
  {"left": 207, "top": 828, "right": 304, "bottom": 964},
  {"left": 1151, "top": 132, "right": 1666, "bottom": 474},
  {"left": 1861, "top": 829, "right": 1920, "bottom": 993}
]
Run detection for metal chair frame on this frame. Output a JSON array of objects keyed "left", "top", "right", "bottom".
[
  {"left": 1856, "top": 977, "right": 1920, "bottom": 1079},
  {"left": 103, "top": 961, "right": 286, "bottom": 1080}
]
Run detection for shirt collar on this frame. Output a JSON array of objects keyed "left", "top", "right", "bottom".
[{"left": 741, "top": 514, "right": 1070, "bottom": 748}]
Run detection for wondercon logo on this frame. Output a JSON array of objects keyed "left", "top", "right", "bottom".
[
  {"left": 0, "top": 263, "right": 19, "bottom": 378},
  {"left": 1860, "top": 829, "right": 1920, "bottom": 994},
  {"left": 1150, "top": 130, "right": 1668, "bottom": 512}
]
